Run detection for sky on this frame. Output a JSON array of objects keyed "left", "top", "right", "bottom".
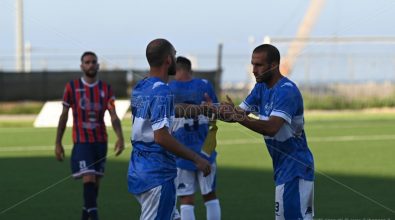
[{"left": 1, "top": 0, "right": 395, "bottom": 84}]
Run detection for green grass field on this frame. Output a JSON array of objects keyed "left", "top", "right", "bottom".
[{"left": 1, "top": 111, "right": 395, "bottom": 219}]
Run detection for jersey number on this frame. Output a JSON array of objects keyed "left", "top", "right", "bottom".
[
  {"left": 275, "top": 202, "right": 279, "bottom": 213},
  {"left": 79, "top": 161, "right": 87, "bottom": 169}
]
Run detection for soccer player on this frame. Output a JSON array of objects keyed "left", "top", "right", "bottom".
[
  {"left": 127, "top": 39, "right": 212, "bottom": 220},
  {"left": 55, "top": 51, "right": 125, "bottom": 220},
  {"left": 218, "top": 44, "right": 314, "bottom": 220},
  {"left": 169, "top": 56, "right": 221, "bottom": 220}
]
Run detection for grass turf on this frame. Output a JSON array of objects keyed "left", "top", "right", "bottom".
[{"left": 0, "top": 112, "right": 394, "bottom": 219}]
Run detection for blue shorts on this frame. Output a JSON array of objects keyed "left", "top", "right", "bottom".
[
  {"left": 71, "top": 142, "right": 107, "bottom": 178},
  {"left": 135, "top": 179, "right": 178, "bottom": 220},
  {"left": 275, "top": 178, "right": 314, "bottom": 220}
]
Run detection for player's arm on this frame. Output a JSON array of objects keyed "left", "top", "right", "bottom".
[
  {"left": 55, "top": 106, "right": 69, "bottom": 161},
  {"left": 237, "top": 114, "right": 285, "bottom": 137},
  {"left": 174, "top": 93, "right": 215, "bottom": 118},
  {"left": 154, "top": 127, "right": 211, "bottom": 176},
  {"left": 220, "top": 95, "right": 285, "bottom": 137},
  {"left": 108, "top": 104, "right": 125, "bottom": 156}
]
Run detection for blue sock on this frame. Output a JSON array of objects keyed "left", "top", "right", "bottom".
[{"left": 83, "top": 182, "right": 98, "bottom": 220}]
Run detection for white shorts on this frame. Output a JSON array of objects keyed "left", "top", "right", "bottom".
[
  {"left": 135, "top": 179, "right": 179, "bottom": 220},
  {"left": 275, "top": 178, "right": 314, "bottom": 220},
  {"left": 175, "top": 162, "right": 217, "bottom": 196}
]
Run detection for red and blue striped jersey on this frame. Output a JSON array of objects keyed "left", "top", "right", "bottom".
[{"left": 62, "top": 78, "right": 116, "bottom": 144}]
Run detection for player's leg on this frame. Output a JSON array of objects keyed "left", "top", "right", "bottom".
[
  {"left": 82, "top": 174, "right": 98, "bottom": 220},
  {"left": 275, "top": 178, "right": 314, "bottom": 220},
  {"left": 71, "top": 143, "right": 96, "bottom": 220},
  {"left": 84, "top": 142, "right": 107, "bottom": 220},
  {"left": 198, "top": 162, "right": 221, "bottom": 220},
  {"left": 175, "top": 168, "right": 197, "bottom": 220},
  {"left": 71, "top": 143, "right": 106, "bottom": 220},
  {"left": 135, "top": 179, "right": 177, "bottom": 220}
]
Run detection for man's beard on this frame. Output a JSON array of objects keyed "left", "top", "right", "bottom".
[
  {"left": 85, "top": 70, "right": 97, "bottom": 78},
  {"left": 256, "top": 70, "right": 273, "bottom": 83}
]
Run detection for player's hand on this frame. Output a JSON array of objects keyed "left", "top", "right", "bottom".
[
  {"left": 218, "top": 95, "right": 241, "bottom": 122},
  {"left": 201, "top": 93, "right": 218, "bottom": 118},
  {"left": 195, "top": 156, "right": 211, "bottom": 177},
  {"left": 114, "top": 139, "right": 125, "bottom": 156},
  {"left": 55, "top": 143, "right": 65, "bottom": 161},
  {"left": 224, "top": 95, "right": 235, "bottom": 107}
]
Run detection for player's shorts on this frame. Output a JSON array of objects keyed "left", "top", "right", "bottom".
[
  {"left": 135, "top": 179, "right": 179, "bottom": 220},
  {"left": 275, "top": 178, "right": 314, "bottom": 220},
  {"left": 71, "top": 142, "right": 107, "bottom": 178},
  {"left": 175, "top": 162, "right": 217, "bottom": 196}
]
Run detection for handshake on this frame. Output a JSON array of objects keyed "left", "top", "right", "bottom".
[
  {"left": 201, "top": 94, "right": 246, "bottom": 123},
  {"left": 174, "top": 93, "right": 248, "bottom": 123}
]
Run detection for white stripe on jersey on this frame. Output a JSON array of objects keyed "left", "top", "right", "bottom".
[
  {"left": 239, "top": 101, "right": 254, "bottom": 112},
  {"left": 171, "top": 115, "right": 209, "bottom": 132},
  {"left": 132, "top": 116, "right": 174, "bottom": 142},
  {"left": 132, "top": 117, "right": 155, "bottom": 143},
  {"left": 259, "top": 114, "right": 305, "bottom": 142}
]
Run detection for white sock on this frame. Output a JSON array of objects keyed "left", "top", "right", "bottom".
[
  {"left": 205, "top": 199, "right": 221, "bottom": 220},
  {"left": 180, "top": 204, "right": 195, "bottom": 220}
]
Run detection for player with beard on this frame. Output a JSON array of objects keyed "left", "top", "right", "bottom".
[
  {"left": 128, "top": 39, "right": 212, "bottom": 220},
  {"left": 218, "top": 44, "right": 315, "bottom": 219},
  {"left": 55, "top": 51, "right": 125, "bottom": 220}
]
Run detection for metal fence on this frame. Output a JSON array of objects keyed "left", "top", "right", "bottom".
[{"left": 0, "top": 69, "right": 221, "bottom": 101}]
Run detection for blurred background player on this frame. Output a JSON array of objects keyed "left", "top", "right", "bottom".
[
  {"left": 219, "top": 44, "right": 314, "bottom": 220},
  {"left": 127, "top": 39, "right": 212, "bottom": 220},
  {"left": 169, "top": 56, "right": 221, "bottom": 220},
  {"left": 55, "top": 51, "right": 125, "bottom": 220}
]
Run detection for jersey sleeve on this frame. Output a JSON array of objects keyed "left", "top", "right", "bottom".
[
  {"left": 150, "top": 85, "right": 174, "bottom": 131},
  {"left": 106, "top": 84, "right": 116, "bottom": 110},
  {"left": 62, "top": 83, "right": 73, "bottom": 108},
  {"left": 205, "top": 80, "right": 219, "bottom": 104},
  {"left": 270, "top": 86, "right": 299, "bottom": 124},
  {"left": 239, "top": 83, "right": 260, "bottom": 113}
]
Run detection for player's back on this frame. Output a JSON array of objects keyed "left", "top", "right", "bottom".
[
  {"left": 168, "top": 78, "right": 218, "bottom": 170},
  {"left": 128, "top": 77, "right": 177, "bottom": 195}
]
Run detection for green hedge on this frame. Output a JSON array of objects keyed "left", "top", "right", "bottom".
[
  {"left": 0, "top": 102, "right": 43, "bottom": 115},
  {"left": 303, "top": 94, "right": 395, "bottom": 110}
]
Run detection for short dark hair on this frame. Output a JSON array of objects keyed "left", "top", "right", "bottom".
[
  {"left": 146, "top": 39, "right": 174, "bottom": 67},
  {"left": 176, "top": 56, "right": 191, "bottom": 71},
  {"left": 81, "top": 51, "right": 97, "bottom": 62},
  {"left": 253, "top": 44, "right": 280, "bottom": 64}
]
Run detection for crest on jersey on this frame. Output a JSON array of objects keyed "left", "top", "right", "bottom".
[{"left": 101, "top": 90, "right": 105, "bottom": 98}]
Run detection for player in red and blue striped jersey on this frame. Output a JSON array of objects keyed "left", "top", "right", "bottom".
[{"left": 55, "top": 51, "right": 125, "bottom": 220}]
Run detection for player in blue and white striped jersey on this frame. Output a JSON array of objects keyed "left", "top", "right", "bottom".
[
  {"left": 169, "top": 56, "right": 221, "bottom": 220},
  {"left": 127, "top": 39, "right": 211, "bottom": 220},
  {"left": 219, "top": 44, "right": 314, "bottom": 220}
]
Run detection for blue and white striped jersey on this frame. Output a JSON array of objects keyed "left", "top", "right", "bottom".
[
  {"left": 127, "top": 77, "right": 177, "bottom": 195},
  {"left": 240, "top": 77, "right": 314, "bottom": 186},
  {"left": 168, "top": 79, "right": 218, "bottom": 170}
]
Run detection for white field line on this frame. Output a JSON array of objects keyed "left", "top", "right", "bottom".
[{"left": 2, "top": 134, "right": 395, "bottom": 152}]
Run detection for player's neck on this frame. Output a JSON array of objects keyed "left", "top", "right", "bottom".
[
  {"left": 149, "top": 67, "right": 169, "bottom": 82},
  {"left": 82, "top": 75, "right": 97, "bottom": 85},
  {"left": 266, "top": 72, "right": 284, "bottom": 88},
  {"left": 175, "top": 71, "right": 192, "bottom": 82}
]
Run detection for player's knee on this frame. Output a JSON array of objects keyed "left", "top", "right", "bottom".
[
  {"left": 180, "top": 195, "right": 195, "bottom": 205},
  {"left": 202, "top": 191, "right": 217, "bottom": 202},
  {"left": 82, "top": 174, "right": 97, "bottom": 183}
]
